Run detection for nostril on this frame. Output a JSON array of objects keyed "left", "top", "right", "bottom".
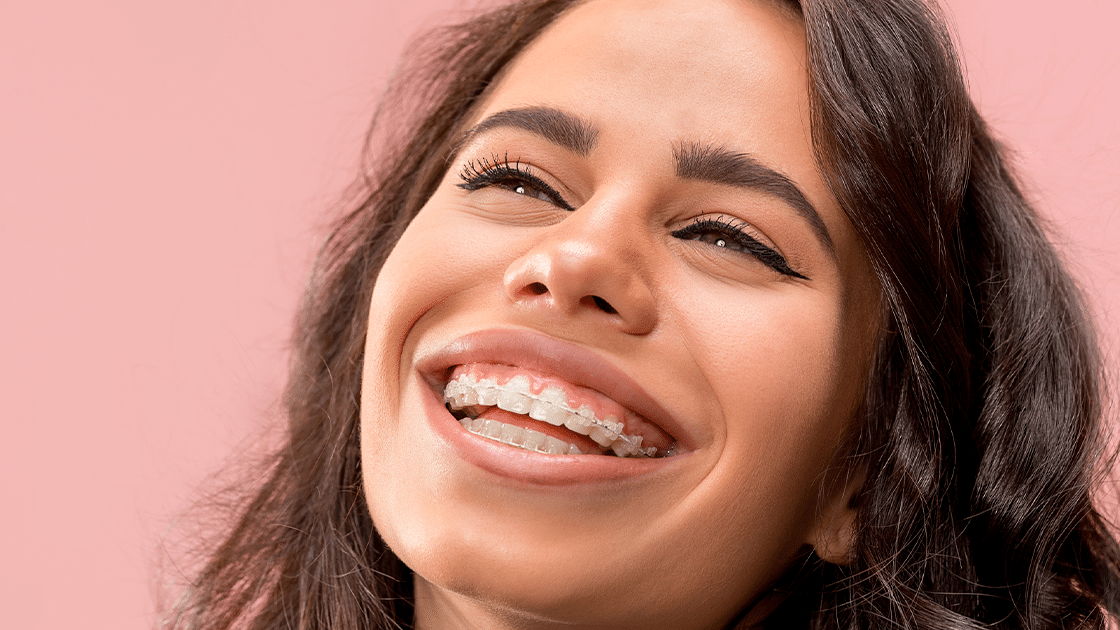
[
  {"left": 525, "top": 282, "right": 548, "bottom": 296},
  {"left": 590, "top": 295, "right": 617, "bottom": 314}
]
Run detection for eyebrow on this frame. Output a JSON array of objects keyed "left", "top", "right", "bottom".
[
  {"left": 461, "top": 107, "right": 836, "bottom": 258},
  {"left": 674, "top": 141, "right": 836, "bottom": 257},
  {"left": 463, "top": 106, "right": 599, "bottom": 156}
]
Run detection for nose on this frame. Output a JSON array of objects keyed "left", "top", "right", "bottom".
[{"left": 502, "top": 208, "right": 658, "bottom": 336}]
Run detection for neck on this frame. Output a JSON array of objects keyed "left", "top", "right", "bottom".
[
  {"left": 410, "top": 573, "right": 777, "bottom": 630},
  {"left": 412, "top": 574, "right": 609, "bottom": 630}
]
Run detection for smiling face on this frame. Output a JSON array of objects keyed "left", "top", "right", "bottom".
[{"left": 359, "top": 0, "right": 880, "bottom": 627}]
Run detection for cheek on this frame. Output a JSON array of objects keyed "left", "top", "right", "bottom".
[
  {"left": 360, "top": 206, "right": 474, "bottom": 549},
  {"left": 681, "top": 284, "right": 851, "bottom": 491},
  {"left": 360, "top": 202, "right": 522, "bottom": 450},
  {"left": 364, "top": 206, "right": 489, "bottom": 384},
  {"left": 360, "top": 208, "right": 454, "bottom": 452},
  {"left": 370, "top": 200, "right": 524, "bottom": 318},
  {"left": 369, "top": 212, "right": 466, "bottom": 333},
  {"left": 685, "top": 284, "right": 845, "bottom": 412}
]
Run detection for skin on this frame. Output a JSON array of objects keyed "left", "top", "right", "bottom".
[{"left": 360, "top": 0, "right": 881, "bottom": 628}]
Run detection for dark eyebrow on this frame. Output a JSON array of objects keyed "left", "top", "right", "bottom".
[
  {"left": 674, "top": 141, "right": 836, "bottom": 257},
  {"left": 461, "top": 106, "right": 599, "bottom": 156}
]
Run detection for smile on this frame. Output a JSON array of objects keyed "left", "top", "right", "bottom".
[
  {"left": 415, "top": 329, "right": 689, "bottom": 478},
  {"left": 444, "top": 365, "right": 667, "bottom": 457}
]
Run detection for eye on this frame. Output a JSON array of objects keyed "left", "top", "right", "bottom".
[
  {"left": 671, "top": 216, "right": 808, "bottom": 280},
  {"left": 457, "top": 154, "right": 574, "bottom": 211}
]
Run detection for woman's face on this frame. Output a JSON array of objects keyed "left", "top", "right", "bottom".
[{"left": 361, "top": 0, "right": 879, "bottom": 627}]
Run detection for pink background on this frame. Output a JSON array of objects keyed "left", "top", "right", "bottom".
[{"left": 1, "top": 1, "right": 1116, "bottom": 628}]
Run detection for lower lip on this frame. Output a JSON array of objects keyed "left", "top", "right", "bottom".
[{"left": 419, "top": 373, "right": 681, "bottom": 486}]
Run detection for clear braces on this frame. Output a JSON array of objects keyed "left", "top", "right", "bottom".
[{"left": 444, "top": 373, "right": 656, "bottom": 458}]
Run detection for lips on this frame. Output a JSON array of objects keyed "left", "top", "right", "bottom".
[{"left": 415, "top": 329, "right": 690, "bottom": 460}]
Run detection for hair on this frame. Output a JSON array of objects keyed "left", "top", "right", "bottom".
[{"left": 163, "top": 1, "right": 1120, "bottom": 628}]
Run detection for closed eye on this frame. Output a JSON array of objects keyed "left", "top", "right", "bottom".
[
  {"left": 457, "top": 154, "right": 574, "bottom": 211},
  {"left": 671, "top": 216, "right": 808, "bottom": 280}
]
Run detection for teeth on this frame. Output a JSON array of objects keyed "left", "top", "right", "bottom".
[
  {"left": 544, "top": 436, "right": 569, "bottom": 455},
  {"left": 563, "top": 410, "right": 592, "bottom": 435},
  {"left": 499, "top": 423, "right": 523, "bottom": 447},
  {"left": 544, "top": 403, "right": 569, "bottom": 426},
  {"left": 587, "top": 424, "right": 616, "bottom": 447},
  {"left": 497, "top": 389, "right": 533, "bottom": 415},
  {"left": 528, "top": 399, "right": 552, "bottom": 422},
  {"left": 476, "top": 387, "right": 496, "bottom": 406},
  {"left": 522, "top": 428, "right": 547, "bottom": 451},
  {"left": 460, "top": 416, "right": 582, "bottom": 455},
  {"left": 600, "top": 416, "right": 623, "bottom": 435},
  {"left": 539, "top": 386, "right": 566, "bottom": 405},
  {"left": 506, "top": 374, "right": 532, "bottom": 393},
  {"left": 481, "top": 418, "right": 502, "bottom": 439},
  {"left": 609, "top": 436, "right": 657, "bottom": 458},
  {"left": 610, "top": 434, "right": 641, "bottom": 457},
  {"left": 445, "top": 373, "right": 661, "bottom": 458}
]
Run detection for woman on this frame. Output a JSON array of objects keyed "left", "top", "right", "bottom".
[{"left": 167, "top": 0, "right": 1120, "bottom": 628}]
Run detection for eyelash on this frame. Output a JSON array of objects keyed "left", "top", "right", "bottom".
[
  {"left": 670, "top": 217, "right": 808, "bottom": 280},
  {"left": 456, "top": 155, "right": 806, "bottom": 280},
  {"left": 457, "top": 154, "right": 574, "bottom": 211}
]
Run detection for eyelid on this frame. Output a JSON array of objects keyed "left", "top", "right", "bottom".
[
  {"left": 672, "top": 214, "right": 808, "bottom": 280},
  {"left": 696, "top": 215, "right": 776, "bottom": 250},
  {"left": 456, "top": 153, "right": 575, "bottom": 211}
]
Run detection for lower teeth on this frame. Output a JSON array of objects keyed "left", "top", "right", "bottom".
[{"left": 459, "top": 416, "right": 583, "bottom": 455}]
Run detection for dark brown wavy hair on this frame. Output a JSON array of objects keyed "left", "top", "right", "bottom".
[{"left": 163, "top": 1, "right": 1120, "bottom": 628}]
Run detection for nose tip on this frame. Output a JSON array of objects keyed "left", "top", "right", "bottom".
[
  {"left": 503, "top": 243, "right": 656, "bottom": 335},
  {"left": 509, "top": 277, "right": 619, "bottom": 315}
]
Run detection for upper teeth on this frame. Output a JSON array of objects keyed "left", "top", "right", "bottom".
[{"left": 444, "top": 374, "right": 656, "bottom": 458}]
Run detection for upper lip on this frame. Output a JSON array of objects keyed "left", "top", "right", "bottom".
[{"left": 415, "top": 328, "right": 692, "bottom": 451}]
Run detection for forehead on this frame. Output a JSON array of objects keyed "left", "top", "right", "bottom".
[{"left": 479, "top": 0, "right": 811, "bottom": 157}]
